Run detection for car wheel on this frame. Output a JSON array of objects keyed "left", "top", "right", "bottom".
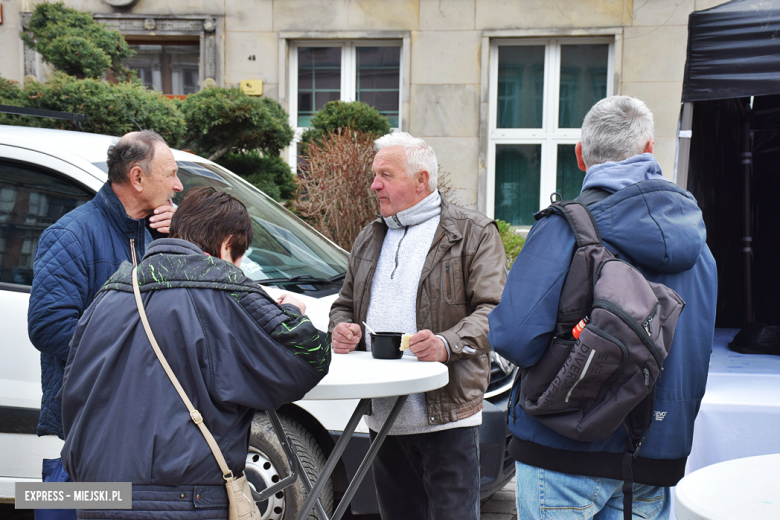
[{"left": 248, "top": 412, "right": 333, "bottom": 520}]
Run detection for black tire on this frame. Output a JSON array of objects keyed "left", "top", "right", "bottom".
[{"left": 247, "top": 412, "right": 333, "bottom": 520}]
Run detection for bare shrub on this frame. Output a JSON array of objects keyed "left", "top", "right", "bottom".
[{"left": 294, "top": 130, "right": 379, "bottom": 251}]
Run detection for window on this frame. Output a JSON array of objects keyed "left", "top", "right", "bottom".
[
  {"left": 291, "top": 41, "right": 402, "bottom": 129},
  {"left": 488, "top": 38, "right": 613, "bottom": 226},
  {"left": 0, "top": 161, "right": 92, "bottom": 287},
  {"left": 126, "top": 41, "right": 200, "bottom": 96}
]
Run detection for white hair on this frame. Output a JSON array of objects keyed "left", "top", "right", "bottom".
[
  {"left": 580, "top": 96, "right": 655, "bottom": 168},
  {"left": 374, "top": 131, "right": 438, "bottom": 191}
]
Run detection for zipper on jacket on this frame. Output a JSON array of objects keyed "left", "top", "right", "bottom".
[
  {"left": 592, "top": 298, "right": 665, "bottom": 367},
  {"left": 510, "top": 369, "right": 523, "bottom": 422},
  {"left": 643, "top": 366, "right": 651, "bottom": 386},
  {"left": 433, "top": 232, "right": 445, "bottom": 247},
  {"left": 129, "top": 238, "right": 138, "bottom": 266},
  {"left": 446, "top": 262, "right": 451, "bottom": 298}
]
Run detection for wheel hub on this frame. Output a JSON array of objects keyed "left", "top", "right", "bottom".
[{"left": 244, "top": 447, "right": 286, "bottom": 520}]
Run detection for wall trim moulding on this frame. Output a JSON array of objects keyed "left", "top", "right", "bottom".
[
  {"left": 279, "top": 31, "right": 410, "bottom": 40},
  {"left": 482, "top": 27, "right": 624, "bottom": 38}
]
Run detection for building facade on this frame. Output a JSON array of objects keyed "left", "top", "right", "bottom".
[{"left": 1, "top": 0, "right": 728, "bottom": 227}]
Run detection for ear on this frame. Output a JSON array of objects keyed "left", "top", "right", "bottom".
[
  {"left": 416, "top": 169, "right": 430, "bottom": 193},
  {"left": 643, "top": 140, "right": 654, "bottom": 154},
  {"left": 575, "top": 142, "right": 587, "bottom": 172},
  {"left": 218, "top": 236, "right": 233, "bottom": 262},
  {"left": 128, "top": 165, "right": 145, "bottom": 193}
]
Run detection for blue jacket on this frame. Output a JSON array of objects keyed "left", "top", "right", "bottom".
[
  {"left": 28, "top": 183, "right": 157, "bottom": 438},
  {"left": 488, "top": 155, "right": 717, "bottom": 487},
  {"left": 60, "top": 239, "right": 330, "bottom": 487}
]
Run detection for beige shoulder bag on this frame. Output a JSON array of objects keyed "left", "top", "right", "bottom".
[{"left": 132, "top": 267, "right": 260, "bottom": 520}]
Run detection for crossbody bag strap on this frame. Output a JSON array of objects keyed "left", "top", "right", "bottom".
[{"left": 131, "top": 267, "right": 235, "bottom": 483}]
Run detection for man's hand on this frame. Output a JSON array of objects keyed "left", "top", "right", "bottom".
[
  {"left": 332, "top": 322, "right": 361, "bottom": 354},
  {"left": 408, "top": 330, "right": 448, "bottom": 362},
  {"left": 276, "top": 293, "right": 306, "bottom": 315},
  {"left": 149, "top": 199, "right": 176, "bottom": 234}
]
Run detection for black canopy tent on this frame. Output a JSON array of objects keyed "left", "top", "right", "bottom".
[
  {"left": 683, "top": 0, "right": 780, "bottom": 103},
  {"left": 678, "top": 0, "right": 780, "bottom": 329}
]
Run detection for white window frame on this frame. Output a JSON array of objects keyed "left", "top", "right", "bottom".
[
  {"left": 287, "top": 40, "right": 404, "bottom": 166},
  {"left": 486, "top": 37, "right": 614, "bottom": 223}
]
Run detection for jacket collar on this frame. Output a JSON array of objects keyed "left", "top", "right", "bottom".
[
  {"left": 368, "top": 192, "right": 462, "bottom": 265},
  {"left": 94, "top": 183, "right": 148, "bottom": 236},
  {"left": 101, "top": 238, "right": 254, "bottom": 294},
  {"left": 143, "top": 238, "right": 203, "bottom": 259},
  {"left": 371, "top": 192, "right": 461, "bottom": 241},
  {"left": 437, "top": 196, "right": 463, "bottom": 244}
]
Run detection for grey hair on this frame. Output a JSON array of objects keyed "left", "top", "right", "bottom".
[
  {"left": 580, "top": 96, "right": 654, "bottom": 168},
  {"left": 106, "top": 130, "right": 167, "bottom": 185},
  {"left": 374, "top": 131, "right": 438, "bottom": 191}
]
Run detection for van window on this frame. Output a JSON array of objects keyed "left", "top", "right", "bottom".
[{"left": 0, "top": 160, "right": 93, "bottom": 288}]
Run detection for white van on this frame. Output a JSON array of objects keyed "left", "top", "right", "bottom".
[{"left": 0, "top": 125, "right": 516, "bottom": 519}]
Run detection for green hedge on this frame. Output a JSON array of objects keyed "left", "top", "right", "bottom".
[
  {"left": 300, "top": 100, "right": 391, "bottom": 153},
  {"left": 181, "top": 88, "right": 294, "bottom": 161},
  {"left": 496, "top": 219, "right": 525, "bottom": 268},
  {"left": 216, "top": 151, "right": 296, "bottom": 202},
  {"left": 20, "top": 2, "right": 133, "bottom": 80},
  {"left": 19, "top": 73, "right": 185, "bottom": 145}
]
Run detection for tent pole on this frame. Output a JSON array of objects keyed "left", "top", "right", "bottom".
[
  {"left": 742, "top": 120, "right": 754, "bottom": 323},
  {"left": 675, "top": 102, "right": 694, "bottom": 189}
]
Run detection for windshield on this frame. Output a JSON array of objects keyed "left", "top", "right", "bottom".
[{"left": 172, "top": 161, "right": 348, "bottom": 283}]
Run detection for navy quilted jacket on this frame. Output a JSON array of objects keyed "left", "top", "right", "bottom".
[
  {"left": 60, "top": 239, "right": 330, "bottom": 486},
  {"left": 28, "top": 183, "right": 158, "bottom": 439}
]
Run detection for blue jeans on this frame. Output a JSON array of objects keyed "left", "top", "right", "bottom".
[
  {"left": 515, "top": 461, "right": 670, "bottom": 520},
  {"left": 369, "top": 426, "right": 480, "bottom": 520}
]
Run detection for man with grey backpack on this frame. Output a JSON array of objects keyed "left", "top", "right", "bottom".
[{"left": 488, "top": 96, "right": 717, "bottom": 520}]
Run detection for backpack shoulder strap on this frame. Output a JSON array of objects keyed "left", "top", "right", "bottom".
[
  {"left": 576, "top": 187, "right": 611, "bottom": 206},
  {"left": 552, "top": 201, "right": 602, "bottom": 249}
]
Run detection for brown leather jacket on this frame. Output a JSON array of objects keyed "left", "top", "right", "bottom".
[{"left": 328, "top": 195, "right": 507, "bottom": 425}]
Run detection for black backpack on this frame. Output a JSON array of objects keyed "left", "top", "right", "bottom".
[{"left": 519, "top": 194, "right": 685, "bottom": 519}]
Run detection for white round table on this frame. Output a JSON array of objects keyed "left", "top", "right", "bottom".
[
  {"left": 266, "top": 350, "right": 450, "bottom": 520},
  {"left": 675, "top": 453, "right": 780, "bottom": 520},
  {"left": 302, "top": 350, "right": 450, "bottom": 400}
]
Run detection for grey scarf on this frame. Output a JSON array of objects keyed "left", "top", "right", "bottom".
[{"left": 383, "top": 191, "right": 442, "bottom": 229}]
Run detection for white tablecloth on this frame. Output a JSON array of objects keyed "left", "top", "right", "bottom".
[
  {"left": 687, "top": 329, "right": 780, "bottom": 472},
  {"left": 670, "top": 328, "right": 780, "bottom": 520}
]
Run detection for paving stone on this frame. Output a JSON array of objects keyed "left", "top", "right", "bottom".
[
  {"left": 479, "top": 513, "right": 515, "bottom": 520},
  {"left": 481, "top": 498, "right": 518, "bottom": 514},
  {"left": 491, "top": 489, "right": 516, "bottom": 502}
]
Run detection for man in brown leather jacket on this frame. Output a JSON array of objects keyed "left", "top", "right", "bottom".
[{"left": 329, "top": 131, "right": 506, "bottom": 520}]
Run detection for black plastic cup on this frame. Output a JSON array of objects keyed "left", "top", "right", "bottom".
[{"left": 370, "top": 332, "right": 404, "bottom": 359}]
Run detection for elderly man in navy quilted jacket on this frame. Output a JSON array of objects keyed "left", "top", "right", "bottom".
[{"left": 27, "top": 130, "right": 182, "bottom": 520}]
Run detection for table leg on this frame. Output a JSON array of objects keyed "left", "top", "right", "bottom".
[
  {"left": 330, "top": 395, "right": 408, "bottom": 520},
  {"left": 294, "top": 399, "right": 371, "bottom": 520}
]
